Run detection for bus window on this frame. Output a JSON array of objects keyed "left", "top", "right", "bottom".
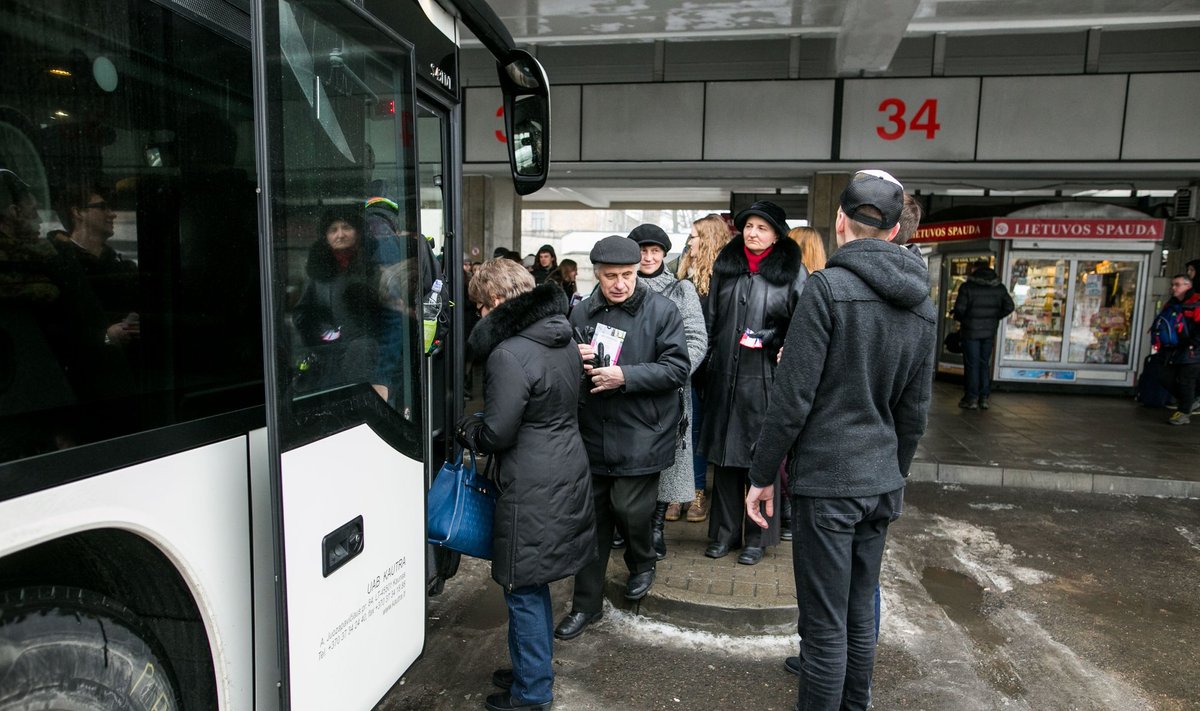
[
  {"left": 0, "top": 0, "right": 262, "bottom": 480},
  {"left": 270, "top": 0, "right": 423, "bottom": 451}
]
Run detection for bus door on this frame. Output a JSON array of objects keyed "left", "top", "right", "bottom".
[{"left": 254, "top": 0, "right": 427, "bottom": 708}]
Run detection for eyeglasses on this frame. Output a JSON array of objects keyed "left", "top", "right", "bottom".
[{"left": 85, "top": 201, "right": 110, "bottom": 210}]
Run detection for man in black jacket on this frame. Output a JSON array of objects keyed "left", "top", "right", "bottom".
[
  {"left": 554, "top": 235, "right": 690, "bottom": 641},
  {"left": 745, "top": 170, "right": 935, "bottom": 711},
  {"left": 952, "top": 261, "right": 1015, "bottom": 409}
]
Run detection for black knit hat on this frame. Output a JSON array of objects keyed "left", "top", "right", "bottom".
[
  {"left": 589, "top": 235, "right": 641, "bottom": 265},
  {"left": 734, "top": 201, "right": 789, "bottom": 241},
  {"left": 840, "top": 170, "right": 904, "bottom": 229},
  {"left": 628, "top": 224, "right": 671, "bottom": 252}
]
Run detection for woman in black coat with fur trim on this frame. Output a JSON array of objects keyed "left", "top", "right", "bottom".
[
  {"left": 455, "top": 258, "right": 595, "bottom": 711},
  {"left": 292, "top": 205, "right": 380, "bottom": 392},
  {"left": 698, "top": 201, "right": 807, "bottom": 566}
]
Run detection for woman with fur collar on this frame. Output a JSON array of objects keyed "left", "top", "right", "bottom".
[
  {"left": 292, "top": 205, "right": 380, "bottom": 392},
  {"left": 698, "top": 201, "right": 808, "bottom": 566},
  {"left": 455, "top": 258, "right": 595, "bottom": 711}
]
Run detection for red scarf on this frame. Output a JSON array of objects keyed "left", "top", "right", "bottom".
[
  {"left": 333, "top": 247, "right": 356, "bottom": 272},
  {"left": 744, "top": 243, "right": 773, "bottom": 273}
]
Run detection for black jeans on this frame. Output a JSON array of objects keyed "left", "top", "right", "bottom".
[
  {"left": 791, "top": 488, "right": 903, "bottom": 711},
  {"left": 570, "top": 472, "right": 659, "bottom": 614},
  {"left": 1160, "top": 362, "right": 1200, "bottom": 412}
]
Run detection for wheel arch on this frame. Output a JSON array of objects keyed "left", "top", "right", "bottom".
[{"left": 0, "top": 527, "right": 219, "bottom": 709}]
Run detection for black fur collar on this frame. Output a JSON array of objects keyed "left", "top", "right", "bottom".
[
  {"left": 584, "top": 280, "right": 649, "bottom": 317},
  {"left": 467, "top": 283, "right": 568, "bottom": 362},
  {"left": 713, "top": 234, "right": 802, "bottom": 286},
  {"left": 305, "top": 236, "right": 375, "bottom": 280}
]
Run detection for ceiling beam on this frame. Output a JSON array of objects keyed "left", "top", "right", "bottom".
[{"left": 835, "top": 0, "right": 922, "bottom": 75}]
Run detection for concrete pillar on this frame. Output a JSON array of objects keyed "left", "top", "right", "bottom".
[
  {"left": 809, "top": 173, "right": 851, "bottom": 257},
  {"left": 463, "top": 175, "right": 522, "bottom": 260}
]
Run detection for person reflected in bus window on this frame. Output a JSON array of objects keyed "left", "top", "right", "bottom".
[
  {"left": 0, "top": 169, "right": 131, "bottom": 455},
  {"left": 292, "top": 205, "right": 381, "bottom": 393},
  {"left": 454, "top": 258, "right": 594, "bottom": 711},
  {"left": 0, "top": 168, "right": 68, "bottom": 457},
  {"left": 376, "top": 257, "right": 421, "bottom": 415},
  {"left": 53, "top": 178, "right": 140, "bottom": 348}
]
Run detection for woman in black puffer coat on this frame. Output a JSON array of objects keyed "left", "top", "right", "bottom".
[
  {"left": 699, "top": 201, "right": 807, "bottom": 566},
  {"left": 455, "top": 258, "right": 595, "bottom": 711}
]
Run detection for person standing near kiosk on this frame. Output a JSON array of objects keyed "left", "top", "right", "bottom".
[{"left": 952, "top": 260, "right": 1015, "bottom": 410}]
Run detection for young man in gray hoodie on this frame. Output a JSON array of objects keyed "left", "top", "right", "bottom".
[{"left": 745, "top": 170, "right": 936, "bottom": 711}]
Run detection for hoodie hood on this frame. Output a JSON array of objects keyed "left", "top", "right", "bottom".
[
  {"left": 467, "top": 283, "right": 571, "bottom": 362},
  {"left": 967, "top": 266, "right": 1002, "bottom": 286},
  {"left": 537, "top": 244, "right": 557, "bottom": 260},
  {"left": 827, "top": 238, "right": 932, "bottom": 311}
]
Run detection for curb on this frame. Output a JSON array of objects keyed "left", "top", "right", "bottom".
[
  {"left": 603, "top": 577, "right": 797, "bottom": 633},
  {"left": 909, "top": 460, "right": 1200, "bottom": 499}
]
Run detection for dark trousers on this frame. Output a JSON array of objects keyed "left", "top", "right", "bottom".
[
  {"left": 505, "top": 584, "right": 554, "bottom": 704},
  {"left": 1161, "top": 362, "right": 1200, "bottom": 412},
  {"left": 691, "top": 387, "right": 708, "bottom": 489},
  {"left": 961, "top": 337, "right": 994, "bottom": 401},
  {"left": 791, "top": 488, "right": 903, "bottom": 711},
  {"left": 571, "top": 472, "right": 660, "bottom": 614},
  {"left": 708, "top": 465, "right": 781, "bottom": 549}
]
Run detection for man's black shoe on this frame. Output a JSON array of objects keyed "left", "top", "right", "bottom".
[
  {"left": 492, "top": 668, "right": 514, "bottom": 690},
  {"left": 737, "top": 546, "right": 764, "bottom": 565},
  {"left": 553, "top": 610, "right": 601, "bottom": 640},
  {"left": 784, "top": 655, "right": 800, "bottom": 676},
  {"left": 979, "top": 397, "right": 990, "bottom": 410},
  {"left": 484, "top": 691, "right": 552, "bottom": 711},
  {"left": 611, "top": 529, "right": 626, "bottom": 549},
  {"left": 704, "top": 542, "right": 730, "bottom": 559},
  {"left": 958, "top": 397, "right": 978, "bottom": 410},
  {"left": 624, "top": 568, "right": 656, "bottom": 600}
]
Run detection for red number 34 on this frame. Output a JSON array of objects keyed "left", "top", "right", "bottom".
[{"left": 876, "top": 98, "right": 941, "bottom": 140}]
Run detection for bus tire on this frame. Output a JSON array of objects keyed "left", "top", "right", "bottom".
[{"left": 0, "top": 586, "right": 181, "bottom": 711}]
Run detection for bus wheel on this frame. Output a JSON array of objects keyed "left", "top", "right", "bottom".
[{"left": 0, "top": 586, "right": 181, "bottom": 711}]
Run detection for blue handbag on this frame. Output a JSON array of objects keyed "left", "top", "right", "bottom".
[{"left": 427, "top": 449, "right": 499, "bottom": 560}]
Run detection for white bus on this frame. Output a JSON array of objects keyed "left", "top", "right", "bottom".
[{"left": 0, "top": 0, "right": 548, "bottom": 708}]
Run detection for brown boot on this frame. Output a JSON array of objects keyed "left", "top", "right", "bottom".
[
  {"left": 664, "top": 501, "right": 683, "bottom": 521},
  {"left": 686, "top": 489, "right": 709, "bottom": 522}
]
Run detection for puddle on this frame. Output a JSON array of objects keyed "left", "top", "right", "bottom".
[{"left": 921, "top": 566, "right": 1024, "bottom": 699}]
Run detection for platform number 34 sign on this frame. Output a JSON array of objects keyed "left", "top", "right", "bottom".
[{"left": 876, "top": 98, "right": 941, "bottom": 140}]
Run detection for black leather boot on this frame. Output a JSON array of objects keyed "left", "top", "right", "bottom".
[{"left": 651, "top": 501, "right": 668, "bottom": 560}]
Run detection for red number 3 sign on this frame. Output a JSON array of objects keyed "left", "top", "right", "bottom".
[{"left": 876, "top": 98, "right": 941, "bottom": 140}]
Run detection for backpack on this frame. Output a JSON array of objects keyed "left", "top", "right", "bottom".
[{"left": 1151, "top": 304, "right": 1188, "bottom": 351}]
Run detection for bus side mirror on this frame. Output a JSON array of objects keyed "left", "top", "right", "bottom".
[{"left": 497, "top": 50, "right": 549, "bottom": 196}]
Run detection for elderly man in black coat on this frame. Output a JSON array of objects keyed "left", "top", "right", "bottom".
[{"left": 553, "top": 235, "right": 690, "bottom": 642}]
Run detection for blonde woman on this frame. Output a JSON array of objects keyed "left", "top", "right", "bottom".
[
  {"left": 668, "top": 214, "right": 732, "bottom": 524},
  {"left": 788, "top": 226, "right": 827, "bottom": 273}
]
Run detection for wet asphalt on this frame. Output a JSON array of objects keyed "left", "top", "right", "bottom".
[{"left": 376, "top": 481, "right": 1199, "bottom": 711}]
